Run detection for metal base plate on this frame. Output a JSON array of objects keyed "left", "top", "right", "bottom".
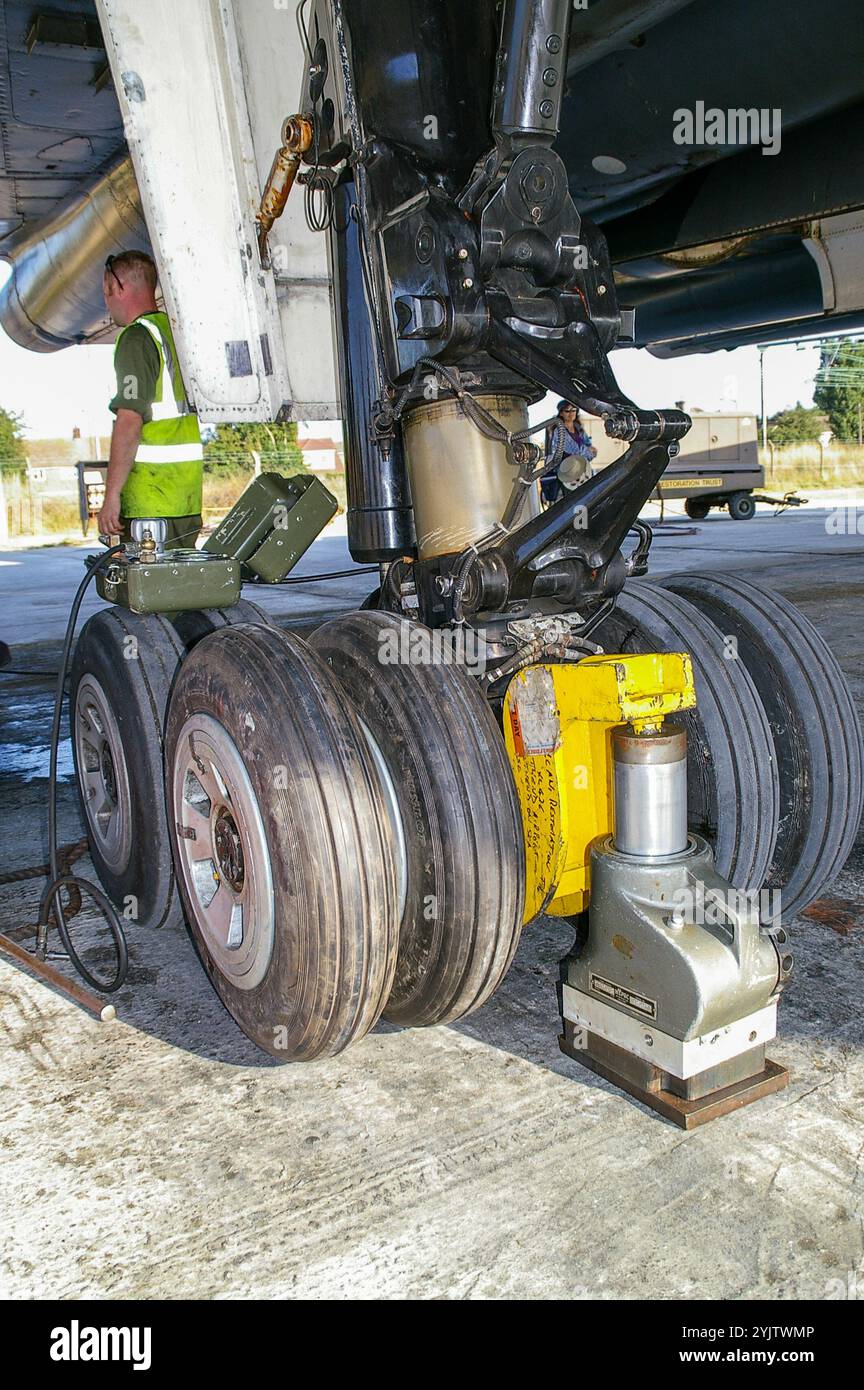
[{"left": 559, "top": 1021, "right": 788, "bottom": 1129}]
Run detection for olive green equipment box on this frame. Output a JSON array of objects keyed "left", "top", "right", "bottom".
[
  {"left": 96, "top": 551, "right": 242, "bottom": 613},
  {"left": 203, "top": 472, "right": 338, "bottom": 582},
  {"left": 94, "top": 473, "right": 338, "bottom": 614}
]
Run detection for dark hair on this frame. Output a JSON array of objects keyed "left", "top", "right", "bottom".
[{"left": 557, "top": 400, "right": 579, "bottom": 416}]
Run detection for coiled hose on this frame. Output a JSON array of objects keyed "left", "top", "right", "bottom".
[{"left": 38, "top": 547, "right": 129, "bottom": 992}]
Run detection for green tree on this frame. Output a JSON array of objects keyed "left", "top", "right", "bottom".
[
  {"left": 813, "top": 341, "right": 864, "bottom": 442},
  {"left": 203, "top": 421, "right": 306, "bottom": 477},
  {"left": 0, "top": 406, "right": 26, "bottom": 476},
  {"left": 767, "top": 403, "right": 826, "bottom": 444}
]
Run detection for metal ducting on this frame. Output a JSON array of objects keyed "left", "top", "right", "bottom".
[{"left": 0, "top": 156, "right": 148, "bottom": 352}]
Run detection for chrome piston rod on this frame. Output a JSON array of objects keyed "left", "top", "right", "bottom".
[{"left": 612, "top": 723, "right": 688, "bottom": 858}]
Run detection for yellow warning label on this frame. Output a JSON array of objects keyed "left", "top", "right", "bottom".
[{"left": 659, "top": 477, "right": 723, "bottom": 489}]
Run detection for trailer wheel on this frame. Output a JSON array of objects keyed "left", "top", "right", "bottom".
[
  {"left": 662, "top": 572, "right": 864, "bottom": 917},
  {"left": 684, "top": 496, "right": 711, "bottom": 520},
  {"left": 594, "top": 584, "right": 779, "bottom": 889},
  {"left": 70, "top": 608, "right": 187, "bottom": 930},
  {"left": 728, "top": 491, "right": 756, "bottom": 520},
  {"left": 311, "top": 612, "right": 525, "bottom": 1026},
  {"left": 165, "top": 624, "right": 399, "bottom": 1058}
]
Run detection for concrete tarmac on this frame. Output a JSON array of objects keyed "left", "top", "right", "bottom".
[{"left": 1, "top": 504, "right": 862, "bottom": 1300}]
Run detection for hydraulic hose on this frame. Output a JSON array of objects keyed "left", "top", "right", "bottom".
[
  {"left": 245, "top": 564, "right": 378, "bottom": 586},
  {"left": 39, "top": 547, "right": 129, "bottom": 992}
]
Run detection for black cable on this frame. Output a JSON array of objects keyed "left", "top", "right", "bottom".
[
  {"left": 37, "top": 546, "right": 129, "bottom": 993},
  {"left": 647, "top": 545, "right": 864, "bottom": 556},
  {"left": 0, "top": 668, "right": 60, "bottom": 679},
  {"left": 296, "top": 0, "right": 334, "bottom": 233},
  {"left": 244, "top": 564, "right": 378, "bottom": 586}
]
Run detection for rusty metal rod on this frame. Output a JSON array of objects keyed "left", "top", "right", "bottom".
[
  {"left": 0, "top": 933, "right": 117, "bottom": 1021},
  {"left": 257, "top": 114, "right": 314, "bottom": 263}
]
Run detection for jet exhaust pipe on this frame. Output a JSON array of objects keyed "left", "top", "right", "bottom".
[{"left": 0, "top": 156, "right": 148, "bottom": 353}]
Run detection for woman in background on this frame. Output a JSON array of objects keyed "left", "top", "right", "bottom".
[{"left": 541, "top": 400, "right": 597, "bottom": 505}]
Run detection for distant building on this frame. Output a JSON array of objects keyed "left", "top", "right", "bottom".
[
  {"left": 23, "top": 432, "right": 110, "bottom": 499},
  {"left": 298, "top": 436, "right": 343, "bottom": 472}
]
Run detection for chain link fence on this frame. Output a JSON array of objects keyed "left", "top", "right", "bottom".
[{"left": 761, "top": 442, "right": 864, "bottom": 490}]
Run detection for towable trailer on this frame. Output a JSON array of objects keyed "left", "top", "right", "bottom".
[
  {"left": 4, "top": 1, "right": 862, "bottom": 1124},
  {"left": 657, "top": 412, "right": 763, "bottom": 518},
  {"left": 591, "top": 412, "right": 803, "bottom": 520}
]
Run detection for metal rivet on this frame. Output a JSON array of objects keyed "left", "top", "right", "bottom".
[
  {"left": 457, "top": 247, "right": 468, "bottom": 260},
  {"left": 546, "top": 34, "right": 561, "bottom": 54},
  {"left": 542, "top": 67, "right": 558, "bottom": 87},
  {"left": 539, "top": 99, "right": 554, "bottom": 118},
  {"left": 463, "top": 277, "right": 474, "bottom": 289},
  {"left": 598, "top": 284, "right": 607, "bottom": 294}
]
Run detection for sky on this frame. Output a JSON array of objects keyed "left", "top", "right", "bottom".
[{"left": 0, "top": 259, "right": 820, "bottom": 444}]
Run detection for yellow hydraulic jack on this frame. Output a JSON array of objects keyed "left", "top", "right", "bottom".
[{"left": 504, "top": 653, "right": 790, "bottom": 1128}]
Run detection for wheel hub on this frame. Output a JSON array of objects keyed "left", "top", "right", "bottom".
[
  {"left": 100, "top": 743, "right": 117, "bottom": 804},
  {"left": 213, "top": 807, "right": 245, "bottom": 891},
  {"left": 171, "top": 715, "right": 274, "bottom": 990},
  {"left": 74, "top": 674, "right": 132, "bottom": 873}
]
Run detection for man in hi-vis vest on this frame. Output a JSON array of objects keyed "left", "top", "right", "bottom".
[{"left": 98, "top": 250, "right": 203, "bottom": 548}]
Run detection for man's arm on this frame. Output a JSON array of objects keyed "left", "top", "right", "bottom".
[{"left": 98, "top": 409, "right": 142, "bottom": 536}]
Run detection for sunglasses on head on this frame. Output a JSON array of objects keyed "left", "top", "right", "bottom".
[{"left": 104, "top": 255, "right": 124, "bottom": 291}]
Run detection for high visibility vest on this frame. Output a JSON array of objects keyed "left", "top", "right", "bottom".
[{"left": 115, "top": 312, "right": 204, "bottom": 518}]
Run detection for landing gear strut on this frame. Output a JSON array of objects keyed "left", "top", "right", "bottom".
[{"left": 62, "top": 0, "right": 864, "bottom": 1126}]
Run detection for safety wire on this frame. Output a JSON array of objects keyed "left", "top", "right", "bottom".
[
  {"left": 481, "top": 595, "right": 617, "bottom": 690},
  {"left": 296, "top": 0, "right": 334, "bottom": 233},
  {"left": 389, "top": 356, "right": 562, "bottom": 452}
]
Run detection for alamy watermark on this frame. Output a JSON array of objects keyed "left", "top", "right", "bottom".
[
  {"left": 50, "top": 1321, "right": 151, "bottom": 1371},
  {"left": 377, "top": 623, "right": 487, "bottom": 675},
  {"left": 673, "top": 101, "right": 782, "bottom": 157},
  {"left": 826, "top": 505, "right": 864, "bottom": 534},
  {"left": 670, "top": 884, "right": 783, "bottom": 929}
]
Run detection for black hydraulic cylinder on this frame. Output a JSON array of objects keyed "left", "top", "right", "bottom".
[
  {"left": 491, "top": 0, "right": 573, "bottom": 141},
  {"left": 327, "top": 182, "right": 415, "bottom": 562}
]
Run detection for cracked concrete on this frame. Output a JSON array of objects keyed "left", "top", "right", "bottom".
[{"left": 1, "top": 507, "right": 862, "bottom": 1300}]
